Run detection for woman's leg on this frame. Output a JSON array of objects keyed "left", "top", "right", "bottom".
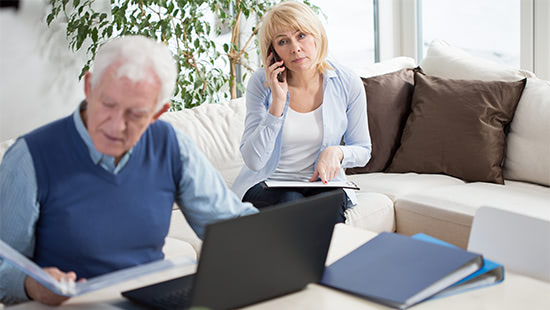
[
  {"left": 242, "top": 183, "right": 306, "bottom": 209},
  {"left": 244, "top": 184, "right": 349, "bottom": 223},
  {"left": 303, "top": 188, "right": 349, "bottom": 224}
]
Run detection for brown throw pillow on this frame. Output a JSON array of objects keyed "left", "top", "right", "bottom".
[
  {"left": 347, "top": 68, "right": 418, "bottom": 174},
  {"left": 386, "top": 72, "right": 526, "bottom": 184}
]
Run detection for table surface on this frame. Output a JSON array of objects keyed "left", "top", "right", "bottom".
[{"left": 8, "top": 224, "right": 550, "bottom": 310}]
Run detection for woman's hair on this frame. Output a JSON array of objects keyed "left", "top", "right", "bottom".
[
  {"left": 90, "top": 35, "right": 177, "bottom": 111},
  {"left": 259, "top": 1, "right": 331, "bottom": 78}
]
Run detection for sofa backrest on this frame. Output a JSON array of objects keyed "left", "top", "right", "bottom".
[
  {"left": 160, "top": 98, "right": 246, "bottom": 187},
  {"left": 2, "top": 49, "right": 548, "bottom": 189}
]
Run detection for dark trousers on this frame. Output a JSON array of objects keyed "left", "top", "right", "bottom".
[{"left": 242, "top": 182, "right": 350, "bottom": 223}]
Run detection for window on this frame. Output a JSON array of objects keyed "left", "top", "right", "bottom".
[
  {"left": 420, "top": 0, "right": 521, "bottom": 68},
  {"left": 310, "top": 0, "right": 375, "bottom": 69}
]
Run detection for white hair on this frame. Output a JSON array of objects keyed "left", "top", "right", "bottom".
[{"left": 90, "top": 35, "right": 177, "bottom": 111}]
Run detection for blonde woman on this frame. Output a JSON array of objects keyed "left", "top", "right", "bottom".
[{"left": 232, "top": 1, "right": 371, "bottom": 222}]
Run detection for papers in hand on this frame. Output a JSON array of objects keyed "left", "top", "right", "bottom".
[
  {"left": 263, "top": 180, "right": 360, "bottom": 190},
  {"left": 0, "top": 238, "right": 196, "bottom": 297}
]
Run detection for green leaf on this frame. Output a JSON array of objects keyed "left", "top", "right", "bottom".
[
  {"left": 46, "top": 13, "right": 54, "bottom": 25},
  {"left": 91, "top": 27, "right": 98, "bottom": 42},
  {"left": 45, "top": 0, "right": 284, "bottom": 108}
]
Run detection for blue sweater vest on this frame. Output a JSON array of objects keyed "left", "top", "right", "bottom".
[{"left": 24, "top": 116, "right": 182, "bottom": 278}]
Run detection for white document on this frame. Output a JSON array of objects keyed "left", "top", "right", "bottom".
[
  {"left": 264, "top": 180, "right": 360, "bottom": 190},
  {"left": 0, "top": 238, "right": 196, "bottom": 296}
]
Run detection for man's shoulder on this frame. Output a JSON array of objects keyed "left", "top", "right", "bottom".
[
  {"left": 149, "top": 119, "right": 185, "bottom": 146},
  {"left": 0, "top": 138, "right": 33, "bottom": 177},
  {"left": 145, "top": 120, "right": 186, "bottom": 158},
  {"left": 24, "top": 116, "right": 73, "bottom": 143}
]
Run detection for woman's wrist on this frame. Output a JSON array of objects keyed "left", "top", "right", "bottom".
[{"left": 268, "top": 100, "right": 285, "bottom": 117}]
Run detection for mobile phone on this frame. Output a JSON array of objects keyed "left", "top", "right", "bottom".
[{"left": 269, "top": 45, "right": 285, "bottom": 82}]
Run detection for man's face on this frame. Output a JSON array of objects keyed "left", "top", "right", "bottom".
[{"left": 83, "top": 65, "right": 165, "bottom": 162}]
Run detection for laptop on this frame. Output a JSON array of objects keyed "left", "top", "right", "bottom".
[{"left": 121, "top": 190, "right": 343, "bottom": 310}]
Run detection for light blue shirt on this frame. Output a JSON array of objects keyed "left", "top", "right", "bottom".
[
  {"left": 0, "top": 105, "right": 257, "bottom": 304},
  {"left": 232, "top": 60, "right": 372, "bottom": 202}
]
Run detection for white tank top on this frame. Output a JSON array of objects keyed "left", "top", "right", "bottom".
[{"left": 268, "top": 105, "right": 323, "bottom": 182}]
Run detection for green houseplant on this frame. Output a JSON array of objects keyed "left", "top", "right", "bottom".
[{"left": 46, "top": 0, "right": 316, "bottom": 109}]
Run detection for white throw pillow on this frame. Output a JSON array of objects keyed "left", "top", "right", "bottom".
[
  {"left": 420, "top": 39, "right": 535, "bottom": 81},
  {"left": 504, "top": 78, "right": 550, "bottom": 187}
]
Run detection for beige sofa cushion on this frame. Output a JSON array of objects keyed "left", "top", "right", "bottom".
[
  {"left": 345, "top": 192, "right": 395, "bottom": 233},
  {"left": 347, "top": 172, "right": 465, "bottom": 201},
  {"left": 504, "top": 78, "right": 550, "bottom": 187},
  {"left": 167, "top": 209, "right": 202, "bottom": 255},
  {"left": 162, "top": 237, "right": 197, "bottom": 260},
  {"left": 395, "top": 180, "right": 550, "bottom": 248}
]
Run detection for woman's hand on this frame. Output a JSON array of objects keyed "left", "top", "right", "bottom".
[
  {"left": 24, "top": 267, "right": 83, "bottom": 305},
  {"left": 310, "top": 146, "right": 344, "bottom": 183},
  {"left": 267, "top": 53, "right": 287, "bottom": 117}
]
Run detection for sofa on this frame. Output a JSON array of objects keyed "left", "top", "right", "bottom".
[
  {"left": 159, "top": 40, "right": 549, "bottom": 252},
  {"left": 0, "top": 40, "right": 549, "bottom": 264}
]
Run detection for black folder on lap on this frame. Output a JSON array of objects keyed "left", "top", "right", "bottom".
[
  {"left": 320, "top": 232, "right": 484, "bottom": 309},
  {"left": 122, "top": 191, "right": 342, "bottom": 310}
]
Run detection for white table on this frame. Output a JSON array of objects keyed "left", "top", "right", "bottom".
[{"left": 8, "top": 224, "right": 550, "bottom": 309}]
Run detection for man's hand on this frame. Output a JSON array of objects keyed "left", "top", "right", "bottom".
[
  {"left": 310, "top": 146, "right": 344, "bottom": 183},
  {"left": 24, "top": 267, "right": 77, "bottom": 306}
]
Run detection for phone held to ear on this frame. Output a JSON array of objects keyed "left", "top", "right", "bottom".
[{"left": 269, "top": 45, "right": 285, "bottom": 82}]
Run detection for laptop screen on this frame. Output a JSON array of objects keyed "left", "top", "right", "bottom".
[{"left": 123, "top": 190, "right": 343, "bottom": 309}]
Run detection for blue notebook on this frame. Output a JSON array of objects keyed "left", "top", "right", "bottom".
[
  {"left": 320, "top": 232, "right": 484, "bottom": 309},
  {"left": 412, "top": 233, "right": 505, "bottom": 298}
]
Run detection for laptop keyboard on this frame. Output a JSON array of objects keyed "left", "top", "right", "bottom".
[{"left": 151, "top": 287, "right": 192, "bottom": 309}]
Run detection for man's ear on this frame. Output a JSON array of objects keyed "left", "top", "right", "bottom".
[
  {"left": 83, "top": 72, "right": 93, "bottom": 98},
  {"left": 151, "top": 103, "right": 170, "bottom": 123}
]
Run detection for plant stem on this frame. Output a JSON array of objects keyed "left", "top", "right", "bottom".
[{"left": 228, "top": 0, "right": 241, "bottom": 99}]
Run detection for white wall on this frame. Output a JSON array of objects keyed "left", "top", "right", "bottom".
[{"left": 0, "top": 1, "right": 85, "bottom": 141}]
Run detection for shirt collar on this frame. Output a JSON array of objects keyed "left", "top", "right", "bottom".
[
  {"left": 321, "top": 61, "right": 338, "bottom": 89},
  {"left": 324, "top": 60, "right": 338, "bottom": 79}
]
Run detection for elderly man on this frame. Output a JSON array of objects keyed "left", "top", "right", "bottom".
[{"left": 0, "top": 35, "right": 257, "bottom": 305}]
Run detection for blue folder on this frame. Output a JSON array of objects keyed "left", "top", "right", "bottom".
[
  {"left": 412, "top": 233, "right": 505, "bottom": 298},
  {"left": 320, "top": 232, "right": 484, "bottom": 309}
]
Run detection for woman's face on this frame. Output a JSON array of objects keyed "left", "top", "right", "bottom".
[{"left": 271, "top": 29, "right": 317, "bottom": 74}]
